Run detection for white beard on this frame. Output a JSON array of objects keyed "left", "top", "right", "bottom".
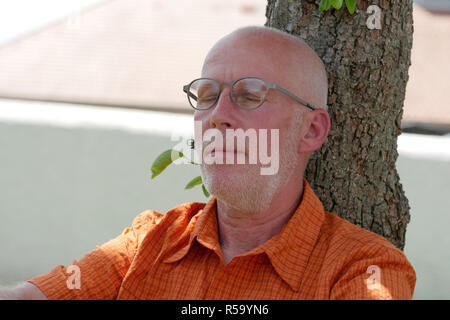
[{"left": 200, "top": 111, "right": 303, "bottom": 214}]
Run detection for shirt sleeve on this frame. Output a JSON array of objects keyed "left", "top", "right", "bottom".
[
  {"left": 27, "top": 210, "right": 163, "bottom": 300},
  {"left": 329, "top": 242, "right": 417, "bottom": 300}
]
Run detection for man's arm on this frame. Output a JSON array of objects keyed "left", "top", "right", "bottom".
[
  {"left": 329, "top": 243, "right": 416, "bottom": 300},
  {"left": 25, "top": 209, "right": 161, "bottom": 300},
  {"left": 0, "top": 282, "right": 47, "bottom": 300}
]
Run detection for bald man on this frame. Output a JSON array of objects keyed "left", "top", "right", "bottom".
[{"left": 0, "top": 26, "right": 416, "bottom": 300}]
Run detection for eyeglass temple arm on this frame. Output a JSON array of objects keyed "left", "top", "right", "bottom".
[
  {"left": 271, "top": 84, "right": 317, "bottom": 111},
  {"left": 183, "top": 85, "right": 198, "bottom": 102}
]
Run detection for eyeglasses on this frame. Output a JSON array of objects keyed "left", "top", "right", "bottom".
[{"left": 183, "top": 77, "right": 317, "bottom": 111}]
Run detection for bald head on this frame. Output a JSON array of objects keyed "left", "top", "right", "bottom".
[
  {"left": 202, "top": 26, "right": 329, "bottom": 111},
  {"left": 196, "top": 27, "right": 331, "bottom": 213}
]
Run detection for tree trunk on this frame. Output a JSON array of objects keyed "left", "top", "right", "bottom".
[{"left": 265, "top": 0, "right": 413, "bottom": 250}]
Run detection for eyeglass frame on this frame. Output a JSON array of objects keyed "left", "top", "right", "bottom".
[{"left": 183, "top": 76, "right": 318, "bottom": 111}]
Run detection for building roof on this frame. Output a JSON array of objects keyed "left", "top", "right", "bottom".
[
  {"left": 402, "top": 4, "right": 450, "bottom": 129},
  {"left": 415, "top": 0, "right": 450, "bottom": 13},
  {"left": 0, "top": 1, "right": 448, "bottom": 127},
  {"left": 0, "top": 0, "right": 266, "bottom": 112}
]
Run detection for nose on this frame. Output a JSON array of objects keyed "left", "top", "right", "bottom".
[{"left": 208, "top": 86, "right": 234, "bottom": 130}]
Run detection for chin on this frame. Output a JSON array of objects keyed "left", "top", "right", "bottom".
[
  {"left": 200, "top": 164, "right": 277, "bottom": 213},
  {"left": 201, "top": 164, "right": 250, "bottom": 193}
]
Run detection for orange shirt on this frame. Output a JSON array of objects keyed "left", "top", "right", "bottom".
[{"left": 28, "top": 179, "right": 416, "bottom": 299}]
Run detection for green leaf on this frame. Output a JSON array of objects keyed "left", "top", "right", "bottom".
[
  {"left": 330, "top": 0, "right": 343, "bottom": 9},
  {"left": 201, "top": 184, "right": 210, "bottom": 198},
  {"left": 150, "top": 149, "right": 183, "bottom": 179},
  {"left": 185, "top": 176, "right": 203, "bottom": 190},
  {"left": 319, "top": 0, "right": 332, "bottom": 11},
  {"left": 345, "top": 0, "right": 356, "bottom": 14}
]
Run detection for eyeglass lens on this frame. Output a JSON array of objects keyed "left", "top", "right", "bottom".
[{"left": 188, "top": 78, "right": 267, "bottom": 110}]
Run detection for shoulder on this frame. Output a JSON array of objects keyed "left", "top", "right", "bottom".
[
  {"left": 318, "top": 211, "right": 416, "bottom": 299},
  {"left": 320, "top": 210, "right": 411, "bottom": 265},
  {"left": 321, "top": 211, "right": 396, "bottom": 250}
]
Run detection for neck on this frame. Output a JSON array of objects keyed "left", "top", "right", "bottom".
[{"left": 217, "top": 179, "right": 304, "bottom": 264}]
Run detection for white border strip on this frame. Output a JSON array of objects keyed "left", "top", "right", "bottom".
[
  {"left": 0, "top": 98, "right": 194, "bottom": 137},
  {"left": 398, "top": 133, "right": 450, "bottom": 162},
  {"left": 1, "top": 98, "right": 450, "bottom": 162}
]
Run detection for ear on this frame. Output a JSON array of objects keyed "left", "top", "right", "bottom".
[{"left": 298, "top": 109, "right": 330, "bottom": 154}]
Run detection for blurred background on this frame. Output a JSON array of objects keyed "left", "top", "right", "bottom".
[{"left": 0, "top": 0, "right": 449, "bottom": 299}]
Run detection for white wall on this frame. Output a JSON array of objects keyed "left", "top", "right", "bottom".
[
  {"left": 0, "top": 99, "right": 205, "bottom": 285},
  {"left": 397, "top": 134, "right": 450, "bottom": 299},
  {"left": 1, "top": 98, "right": 449, "bottom": 299}
]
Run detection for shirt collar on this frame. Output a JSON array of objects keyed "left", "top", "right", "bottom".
[
  {"left": 163, "top": 179, "right": 325, "bottom": 292},
  {"left": 162, "top": 197, "right": 219, "bottom": 263},
  {"left": 258, "top": 179, "right": 325, "bottom": 291}
]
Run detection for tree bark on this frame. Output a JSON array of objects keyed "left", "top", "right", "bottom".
[{"left": 265, "top": 0, "right": 413, "bottom": 250}]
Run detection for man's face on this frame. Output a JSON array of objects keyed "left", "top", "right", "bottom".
[{"left": 194, "top": 37, "right": 306, "bottom": 212}]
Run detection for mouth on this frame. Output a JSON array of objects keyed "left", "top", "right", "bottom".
[{"left": 203, "top": 145, "right": 246, "bottom": 160}]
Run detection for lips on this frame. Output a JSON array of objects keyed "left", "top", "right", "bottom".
[{"left": 203, "top": 144, "right": 246, "bottom": 159}]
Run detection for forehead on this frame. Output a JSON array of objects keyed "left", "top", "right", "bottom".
[{"left": 201, "top": 35, "right": 294, "bottom": 84}]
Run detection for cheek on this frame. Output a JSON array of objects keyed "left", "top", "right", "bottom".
[
  {"left": 256, "top": 100, "right": 296, "bottom": 126},
  {"left": 247, "top": 112, "right": 291, "bottom": 153},
  {"left": 267, "top": 115, "right": 301, "bottom": 153},
  {"left": 254, "top": 113, "right": 293, "bottom": 134}
]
